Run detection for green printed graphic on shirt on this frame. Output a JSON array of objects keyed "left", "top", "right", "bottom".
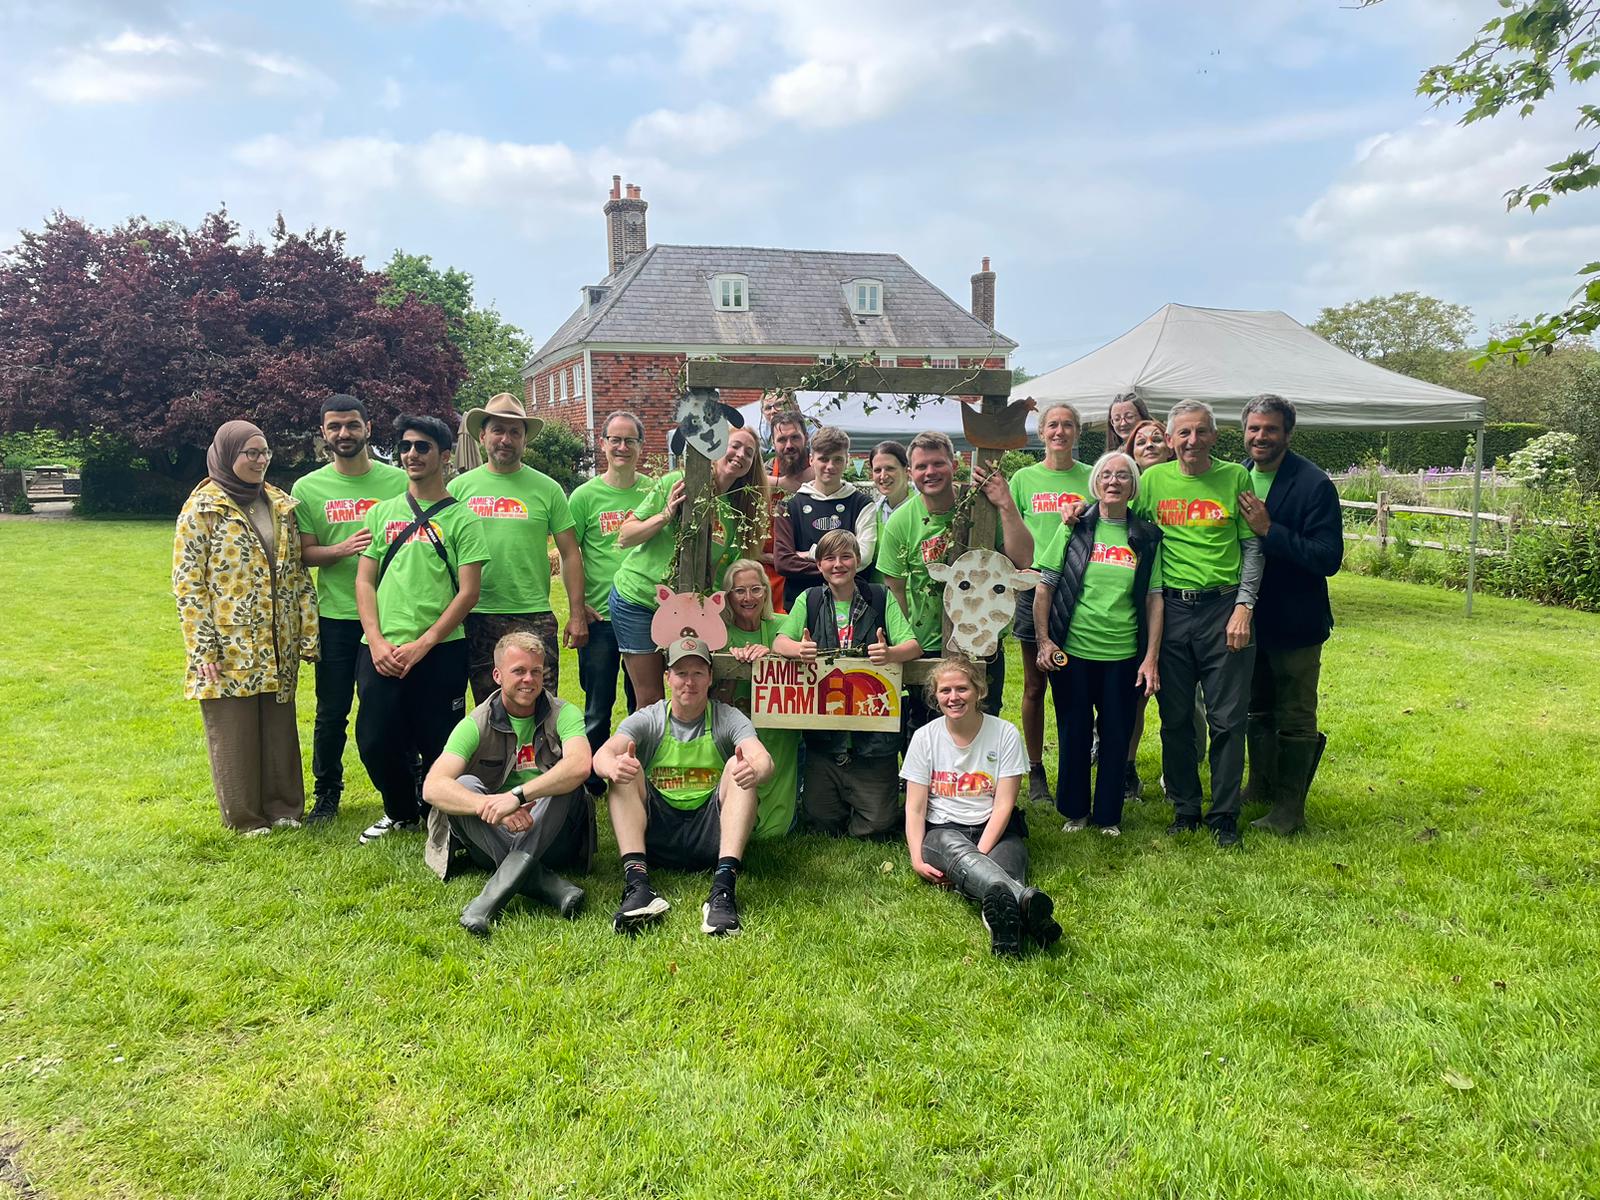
[
  {"left": 290, "top": 462, "right": 408, "bottom": 620},
  {"left": 611, "top": 470, "right": 738, "bottom": 609},
  {"left": 1064, "top": 519, "right": 1162, "bottom": 662},
  {"left": 446, "top": 465, "right": 574, "bottom": 615},
  {"left": 569, "top": 474, "right": 654, "bottom": 620},
  {"left": 778, "top": 588, "right": 914, "bottom": 650},
  {"left": 359, "top": 494, "right": 490, "bottom": 645},
  {"left": 1250, "top": 465, "right": 1276, "bottom": 500},
  {"left": 1132, "top": 460, "right": 1254, "bottom": 591},
  {"left": 1010, "top": 460, "right": 1091, "bottom": 561},
  {"left": 443, "top": 701, "right": 585, "bottom": 792}
]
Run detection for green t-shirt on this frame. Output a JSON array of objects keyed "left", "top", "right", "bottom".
[
  {"left": 1132, "top": 460, "right": 1255, "bottom": 591},
  {"left": 878, "top": 494, "right": 999, "bottom": 653},
  {"left": 569, "top": 473, "right": 655, "bottom": 620},
  {"left": 1041, "top": 518, "right": 1162, "bottom": 662},
  {"left": 1009, "top": 460, "right": 1091, "bottom": 566},
  {"left": 443, "top": 701, "right": 586, "bottom": 792},
  {"left": 722, "top": 617, "right": 799, "bottom": 840},
  {"left": 611, "top": 470, "right": 738, "bottom": 609},
  {"left": 446, "top": 465, "right": 574, "bottom": 615},
  {"left": 290, "top": 462, "right": 408, "bottom": 620},
  {"left": 359, "top": 493, "right": 491, "bottom": 645},
  {"left": 778, "top": 587, "right": 915, "bottom": 649},
  {"left": 1250, "top": 465, "right": 1276, "bottom": 500}
]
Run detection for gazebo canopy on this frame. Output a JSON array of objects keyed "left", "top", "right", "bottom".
[{"left": 1012, "top": 304, "right": 1485, "bottom": 429}]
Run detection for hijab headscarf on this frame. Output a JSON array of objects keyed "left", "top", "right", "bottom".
[{"left": 206, "top": 420, "right": 267, "bottom": 507}]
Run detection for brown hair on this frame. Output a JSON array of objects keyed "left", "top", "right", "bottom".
[
  {"left": 718, "top": 427, "right": 772, "bottom": 559},
  {"left": 1126, "top": 419, "right": 1172, "bottom": 463},
  {"left": 1106, "top": 392, "right": 1153, "bottom": 451},
  {"left": 908, "top": 430, "right": 956, "bottom": 461},
  {"left": 814, "top": 529, "right": 861, "bottom": 563},
  {"left": 810, "top": 425, "right": 850, "bottom": 458}
]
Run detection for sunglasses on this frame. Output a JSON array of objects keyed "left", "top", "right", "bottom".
[{"left": 398, "top": 439, "right": 437, "bottom": 455}]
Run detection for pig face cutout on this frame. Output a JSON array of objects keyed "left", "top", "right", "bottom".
[
  {"left": 926, "top": 548, "right": 1039, "bottom": 658},
  {"left": 651, "top": 585, "right": 729, "bottom": 651}
]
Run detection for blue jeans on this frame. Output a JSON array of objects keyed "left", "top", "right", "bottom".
[{"left": 576, "top": 618, "right": 637, "bottom": 751}]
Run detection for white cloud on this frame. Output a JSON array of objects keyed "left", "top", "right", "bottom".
[
  {"left": 626, "top": 104, "right": 751, "bottom": 155},
  {"left": 30, "top": 27, "right": 330, "bottom": 105}
]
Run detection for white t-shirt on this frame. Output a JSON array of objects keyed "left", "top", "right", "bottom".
[{"left": 900, "top": 713, "right": 1028, "bottom": 826}]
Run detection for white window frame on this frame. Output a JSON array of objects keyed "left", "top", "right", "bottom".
[
  {"left": 548, "top": 374, "right": 557, "bottom": 406},
  {"left": 711, "top": 273, "right": 749, "bottom": 311},
  {"left": 845, "top": 278, "right": 883, "bottom": 316},
  {"left": 559, "top": 369, "right": 567, "bottom": 401},
  {"left": 568, "top": 365, "right": 579, "bottom": 398},
  {"left": 926, "top": 353, "right": 959, "bottom": 370},
  {"left": 876, "top": 354, "right": 898, "bottom": 369}
]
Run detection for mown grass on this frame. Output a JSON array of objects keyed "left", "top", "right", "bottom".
[{"left": 1, "top": 519, "right": 1597, "bottom": 1199}]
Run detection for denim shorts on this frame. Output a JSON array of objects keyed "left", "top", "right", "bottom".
[{"left": 609, "top": 585, "right": 659, "bottom": 655}]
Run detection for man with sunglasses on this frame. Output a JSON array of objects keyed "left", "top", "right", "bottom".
[
  {"left": 568, "top": 411, "right": 654, "bottom": 774},
  {"left": 352, "top": 414, "right": 489, "bottom": 844}
]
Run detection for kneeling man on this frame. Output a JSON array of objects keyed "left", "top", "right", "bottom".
[
  {"left": 422, "top": 632, "right": 593, "bottom": 937},
  {"left": 593, "top": 636, "right": 773, "bottom": 937}
]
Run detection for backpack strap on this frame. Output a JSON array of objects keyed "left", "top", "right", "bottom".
[{"left": 378, "top": 495, "right": 460, "bottom": 592}]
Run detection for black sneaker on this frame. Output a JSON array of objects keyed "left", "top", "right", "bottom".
[
  {"left": 1213, "top": 820, "right": 1243, "bottom": 850},
  {"left": 613, "top": 876, "right": 669, "bottom": 933},
  {"left": 700, "top": 886, "right": 741, "bottom": 937},
  {"left": 1123, "top": 763, "right": 1141, "bottom": 802},
  {"left": 980, "top": 888, "right": 1023, "bottom": 957},
  {"left": 358, "top": 815, "right": 418, "bottom": 843},
  {"left": 1027, "top": 764, "right": 1050, "bottom": 807},
  {"left": 1166, "top": 815, "right": 1201, "bottom": 836},
  {"left": 306, "top": 794, "right": 340, "bottom": 825}
]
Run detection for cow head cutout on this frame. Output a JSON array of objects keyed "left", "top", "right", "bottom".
[{"left": 927, "top": 548, "right": 1039, "bottom": 658}]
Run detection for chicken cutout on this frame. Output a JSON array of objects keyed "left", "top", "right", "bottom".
[
  {"left": 927, "top": 548, "right": 1039, "bottom": 658},
  {"left": 960, "top": 396, "right": 1037, "bottom": 450},
  {"left": 670, "top": 387, "right": 745, "bottom": 460},
  {"left": 651, "top": 585, "right": 729, "bottom": 651}
]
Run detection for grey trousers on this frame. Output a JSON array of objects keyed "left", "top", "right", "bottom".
[
  {"left": 1156, "top": 592, "right": 1255, "bottom": 824},
  {"left": 802, "top": 753, "right": 901, "bottom": 839},
  {"left": 200, "top": 693, "right": 306, "bottom": 832},
  {"left": 449, "top": 775, "right": 592, "bottom": 874}
]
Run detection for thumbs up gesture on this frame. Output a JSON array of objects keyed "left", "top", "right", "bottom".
[
  {"left": 611, "top": 737, "right": 641, "bottom": 785},
  {"left": 798, "top": 626, "right": 818, "bottom": 661},
  {"left": 867, "top": 625, "right": 890, "bottom": 665},
  {"left": 730, "top": 742, "right": 757, "bottom": 789}
]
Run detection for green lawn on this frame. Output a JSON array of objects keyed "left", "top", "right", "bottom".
[{"left": 1, "top": 520, "right": 1597, "bottom": 1200}]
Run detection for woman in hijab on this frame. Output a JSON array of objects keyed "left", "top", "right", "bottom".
[{"left": 173, "top": 420, "right": 319, "bottom": 834}]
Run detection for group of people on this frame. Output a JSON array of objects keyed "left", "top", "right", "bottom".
[{"left": 172, "top": 386, "right": 1342, "bottom": 957}]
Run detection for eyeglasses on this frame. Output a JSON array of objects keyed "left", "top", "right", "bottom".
[
  {"left": 398, "top": 439, "right": 437, "bottom": 455},
  {"left": 239, "top": 448, "right": 273, "bottom": 463},
  {"left": 729, "top": 586, "right": 766, "bottom": 598},
  {"left": 1101, "top": 472, "right": 1135, "bottom": 483},
  {"left": 603, "top": 436, "right": 641, "bottom": 447}
]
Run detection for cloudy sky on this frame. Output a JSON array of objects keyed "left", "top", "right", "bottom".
[{"left": 3, "top": 0, "right": 1597, "bottom": 371}]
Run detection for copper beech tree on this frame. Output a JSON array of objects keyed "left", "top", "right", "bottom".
[{"left": 0, "top": 209, "right": 465, "bottom": 478}]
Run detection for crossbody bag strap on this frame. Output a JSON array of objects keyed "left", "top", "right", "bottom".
[{"left": 378, "top": 495, "right": 459, "bottom": 591}]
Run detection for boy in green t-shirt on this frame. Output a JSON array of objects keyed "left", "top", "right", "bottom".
[
  {"left": 352, "top": 414, "right": 489, "bottom": 845},
  {"left": 290, "top": 394, "right": 408, "bottom": 823}
]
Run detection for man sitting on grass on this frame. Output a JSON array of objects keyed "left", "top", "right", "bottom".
[
  {"left": 592, "top": 636, "right": 774, "bottom": 937},
  {"left": 421, "top": 632, "right": 594, "bottom": 937}
]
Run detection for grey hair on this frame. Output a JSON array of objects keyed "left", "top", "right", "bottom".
[
  {"left": 601, "top": 409, "right": 646, "bottom": 441},
  {"left": 1165, "top": 400, "right": 1216, "bottom": 436},
  {"left": 1242, "top": 392, "right": 1297, "bottom": 435},
  {"left": 1090, "top": 451, "right": 1141, "bottom": 503}
]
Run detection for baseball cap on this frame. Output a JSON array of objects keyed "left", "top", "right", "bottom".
[{"left": 665, "top": 636, "right": 713, "bottom": 667}]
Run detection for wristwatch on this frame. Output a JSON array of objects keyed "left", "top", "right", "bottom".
[{"left": 510, "top": 784, "right": 526, "bottom": 803}]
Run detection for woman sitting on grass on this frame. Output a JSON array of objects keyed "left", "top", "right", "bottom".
[
  {"left": 717, "top": 558, "right": 799, "bottom": 840},
  {"left": 901, "top": 655, "right": 1062, "bottom": 957},
  {"left": 773, "top": 529, "right": 921, "bottom": 839},
  {"left": 1034, "top": 451, "right": 1163, "bottom": 838}
]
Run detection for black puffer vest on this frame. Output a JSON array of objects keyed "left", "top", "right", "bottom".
[{"left": 1045, "top": 504, "right": 1163, "bottom": 661}]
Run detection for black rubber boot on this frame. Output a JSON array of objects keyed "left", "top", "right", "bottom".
[
  {"left": 1244, "top": 715, "right": 1277, "bottom": 808},
  {"left": 518, "top": 866, "right": 585, "bottom": 919},
  {"left": 460, "top": 850, "right": 542, "bottom": 937},
  {"left": 1251, "top": 733, "right": 1320, "bottom": 836},
  {"left": 1018, "top": 887, "right": 1062, "bottom": 947},
  {"left": 939, "top": 843, "right": 1028, "bottom": 956}
]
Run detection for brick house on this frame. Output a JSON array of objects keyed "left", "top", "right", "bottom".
[{"left": 522, "top": 178, "right": 1016, "bottom": 459}]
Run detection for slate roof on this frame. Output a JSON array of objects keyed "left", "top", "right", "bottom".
[{"left": 526, "top": 244, "right": 1016, "bottom": 369}]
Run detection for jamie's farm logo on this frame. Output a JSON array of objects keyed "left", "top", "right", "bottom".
[
  {"left": 324, "top": 497, "right": 378, "bottom": 524},
  {"left": 598, "top": 509, "right": 631, "bottom": 536},
  {"left": 1090, "top": 542, "right": 1137, "bottom": 569},
  {"left": 1030, "top": 492, "right": 1085, "bottom": 515},
  {"left": 383, "top": 520, "right": 446, "bottom": 545},
  {"left": 1155, "top": 498, "right": 1230, "bottom": 528},
  {"left": 467, "top": 496, "right": 529, "bottom": 520}
]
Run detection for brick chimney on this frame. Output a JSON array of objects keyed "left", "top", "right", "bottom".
[
  {"left": 970, "top": 256, "right": 995, "bottom": 328},
  {"left": 603, "top": 176, "right": 649, "bottom": 278}
]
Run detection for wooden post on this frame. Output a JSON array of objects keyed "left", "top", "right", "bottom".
[
  {"left": 1376, "top": 490, "right": 1389, "bottom": 550},
  {"left": 673, "top": 446, "right": 715, "bottom": 593}
]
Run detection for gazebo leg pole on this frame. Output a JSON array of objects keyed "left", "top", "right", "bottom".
[{"left": 1465, "top": 424, "right": 1484, "bottom": 616}]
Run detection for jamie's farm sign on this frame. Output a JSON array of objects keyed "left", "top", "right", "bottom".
[{"left": 750, "top": 657, "right": 903, "bottom": 731}]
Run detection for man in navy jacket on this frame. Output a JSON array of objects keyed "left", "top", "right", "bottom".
[{"left": 1236, "top": 394, "right": 1343, "bottom": 834}]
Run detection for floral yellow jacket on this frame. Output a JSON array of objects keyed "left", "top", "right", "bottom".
[{"left": 172, "top": 479, "right": 320, "bottom": 702}]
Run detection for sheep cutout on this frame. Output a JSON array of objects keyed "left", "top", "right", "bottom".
[
  {"left": 927, "top": 548, "right": 1040, "bottom": 658},
  {"left": 670, "top": 387, "right": 744, "bottom": 460}
]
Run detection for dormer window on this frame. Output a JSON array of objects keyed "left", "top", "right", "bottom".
[
  {"left": 712, "top": 273, "right": 749, "bottom": 311},
  {"left": 846, "top": 278, "right": 883, "bottom": 316}
]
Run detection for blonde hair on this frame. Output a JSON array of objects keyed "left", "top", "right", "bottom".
[
  {"left": 1038, "top": 402, "right": 1082, "bottom": 432},
  {"left": 719, "top": 428, "right": 772, "bottom": 559},
  {"left": 493, "top": 630, "right": 547, "bottom": 666},
  {"left": 720, "top": 558, "right": 774, "bottom": 623},
  {"left": 924, "top": 653, "right": 989, "bottom": 708}
]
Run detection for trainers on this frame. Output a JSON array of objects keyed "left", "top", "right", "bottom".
[
  {"left": 358, "top": 816, "right": 418, "bottom": 844},
  {"left": 1027, "top": 764, "right": 1050, "bottom": 807},
  {"left": 1101, "top": 825, "right": 1121, "bottom": 838},
  {"left": 1062, "top": 818, "right": 1088, "bottom": 833},
  {"left": 613, "top": 876, "right": 670, "bottom": 933},
  {"left": 1213, "top": 820, "right": 1243, "bottom": 850},
  {"left": 306, "top": 794, "right": 340, "bottom": 825},
  {"left": 981, "top": 888, "right": 1024, "bottom": 957},
  {"left": 700, "top": 886, "right": 742, "bottom": 937},
  {"left": 272, "top": 817, "right": 303, "bottom": 829},
  {"left": 1123, "top": 763, "right": 1141, "bottom": 801},
  {"left": 241, "top": 826, "right": 271, "bottom": 838},
  {"left": 1166, "top": 815, "right": 1201, "bottom": 835}
]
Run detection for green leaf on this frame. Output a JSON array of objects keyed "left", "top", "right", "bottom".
[
  {"left": 1442, "top": 1070, "right": 1476, "bottom": 1091},
  {"left": 1529, "top": 192, "right": 1551, "bottom": 210}
]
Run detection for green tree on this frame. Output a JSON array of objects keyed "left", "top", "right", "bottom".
[
  {"left": 1411, "top": 0, "right": 1600, "bottom": 359},
  {"left": 1435, "top": 329, "right": 1600, "bottom": 424},
  {"left": 1311, "top": 291, "right": 1474, "bottom": 382},
  {"left": 380, "top": 251, "right": 533, "bottom": 414}
]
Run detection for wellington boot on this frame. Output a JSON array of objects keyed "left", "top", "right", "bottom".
[
  {"left": 460, "top": 850, "right": 541, "bottom": 937},
  {"left": 939, "top": 842, "right": 1031, "bottom": 955},
  {"left": 1251, "top": 733, "right": 1320, "bottom": 836},
  {"left": 1243, "top": 716, "right": 1278, "bottom": 808},
  {"left": 518, "top": 865, "right": 585, "bottom": 919},
  {"left": 1019, "top": 887, "right": 1063, "bottom": 948}
]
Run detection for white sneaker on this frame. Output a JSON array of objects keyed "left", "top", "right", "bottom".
[
  {"left": 1062, "top": 818, "right": 1088, "bottom": 833},
  {"left": 1101, "top": 825, "right": 1121, "bottom": 838},
  {"left": 272, "top": 817, "right": 303, "bottom": 829},
  {"left": 359, "top": 816, "right": 404, "bottom": 843},
  {"left": 241, "top": 826, "right": 271, "bottom": 838}
]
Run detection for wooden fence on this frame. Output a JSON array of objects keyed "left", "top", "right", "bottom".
[{"left": 1340, "top": 493, "right": 1568, "bottom": 557}]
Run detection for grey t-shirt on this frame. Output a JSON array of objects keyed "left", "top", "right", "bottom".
[{"left": 616, "top": 699, "right": 756, "bottom": 766}]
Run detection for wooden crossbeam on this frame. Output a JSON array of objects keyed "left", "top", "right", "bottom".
[{"left": 683, "top": 359, "right": 1013, "bottom": 398}]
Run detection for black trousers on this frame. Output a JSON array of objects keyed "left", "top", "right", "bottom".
[
  {"left": 311, "top": 616, "right": 364, "bottom": 801},
  {"left": 576, "top": 618, "right": 637, "bottom": 752},
  {"left": 355, "top": 639, "right": 468, "bottom": 822},
  {"left": 1049, "top": 654, "right": 1139, "bottom": 827},
  {"left": 1157, "top": 592, "right": 1254, "bottom": 824}
]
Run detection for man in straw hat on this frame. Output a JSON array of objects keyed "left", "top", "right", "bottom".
[{"left": 448, "top": 392, "right": 589, "bottom": 705}]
